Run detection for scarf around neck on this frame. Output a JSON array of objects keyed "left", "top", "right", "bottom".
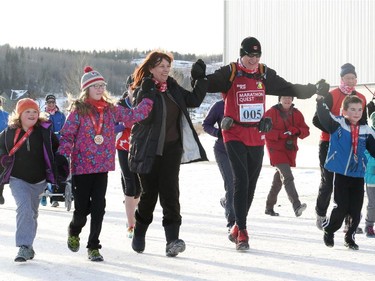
[
  {"left": 152, "top": 78, "right": 168, "bottom": 92},
  {"left": 46, "top": 107, "right": 58, "bottom": 115},
  {"left": 238, "top": 58, "right": 259, "bottom": 74},
  {"left": 86, "top": 98, "right": 108, "bottom": 113},
  {"left": 339, "top": 80, "right": 356, "bottom": 95}
]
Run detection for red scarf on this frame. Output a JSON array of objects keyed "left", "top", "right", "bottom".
[
  {"left": 152, "top": 79, "right": 168, "bottom": 92},
  {"left": 86, "top": 98, "right": 108, "bottom": 113},
  {"left": 46, "top": 107, "right": 58, "bottom": 115}
]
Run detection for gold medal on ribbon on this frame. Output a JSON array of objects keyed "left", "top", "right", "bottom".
[
  {"left": 89, "top": 108, "right": 105, "bottom": 145},
  {"left": 94, "top": 134, "right": 104, "bottom": 145}
]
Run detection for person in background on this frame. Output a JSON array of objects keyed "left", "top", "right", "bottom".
[
  {"left": 364, "top": 99, "right": 375, "bottom": 237},
  {"left": 0, "top": 98, "right": 61, "bottom": 262},
  {"left": 45, "top": 94, "right": 66, "bottom": 140},
  {"left": 128, "top": 51, "right": 208, "bottom": 257},
  {"left": 312, "top": 63, "right": 367, "bottom": 233},
  {"left": 116, "top": 75, "right": 142, "bottom": 239},
  {"left": 316, "top": 94, "right": 375, "bottom": 250},
  {"left": 0, "top": 97, "right": 9, "bottom": 204},
  {"left": 205, "top": 36, "right": 323, "bottom": 251},
  {"left": 202, "top": 98, "right": 235, "bottom": 231},
  {"left": 40, "top": 94, "right": 66, "bottom": 207},
  {"left": 264, "top": 96, "right": 309, "bottom": 217},
  {"left": 58, "top": 66, "right": 153, "bottom": 262}
]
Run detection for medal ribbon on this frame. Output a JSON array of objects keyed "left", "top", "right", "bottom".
[
  {"left": 89, "top": 111, "right": 104, "bottom": 137},
  {"left": 9, "top": 127, "right": 34, "bottom": 156},
  {"left": 350, "top": 124, "right": 359, "bottom": 159}
]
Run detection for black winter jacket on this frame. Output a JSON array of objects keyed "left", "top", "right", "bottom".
[
  {"left": 128, "top": 76, "right": 208, "bottom": 174},
  {"left": 207, "top": 63, "right": 317, "bottom": 98},
  {"left": 0, "top": 122, "right": 59, "bottom": 184}
]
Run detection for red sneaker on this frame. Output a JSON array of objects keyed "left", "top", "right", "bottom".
[
  {"left": 236, "top": 229, "right": 249, "bottom": 251},
  {"left": 228, "top": 224, "right": 239, "bottom": 243}
]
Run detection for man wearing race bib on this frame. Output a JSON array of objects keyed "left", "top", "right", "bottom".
[{"left": 205, "top": 36, "right": 327, "bottom": 251}]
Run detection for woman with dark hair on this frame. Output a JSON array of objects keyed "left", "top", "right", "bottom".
[{"left": 128, "top": 50, "right": 208, "bottom": 257}]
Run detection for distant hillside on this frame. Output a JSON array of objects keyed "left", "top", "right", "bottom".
[{"left": 0, "top": 44, "right": 222, "bottom": 111}]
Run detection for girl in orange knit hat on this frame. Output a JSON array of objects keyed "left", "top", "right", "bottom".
[{"left": 0, "top": 98, "right": 62, "bottom": 262}]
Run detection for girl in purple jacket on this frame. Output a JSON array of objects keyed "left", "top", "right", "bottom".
[{"left": 58, "top": 66, "right": 153, "bottom": 262}]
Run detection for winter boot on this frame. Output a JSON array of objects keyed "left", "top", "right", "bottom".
[
  {"left": 236, "top": 229, "right": 249, "bottom": 251},
  {"left": 344, "top": 235, "right": 359, "bottom": 250},
  {"left": 265, "top": 208, "right": 279, "bottom": 216},
  {"left": 132, "top": 222, "right": 148, "bottom": 253},
  {"left": 164, "top": 224, "right": 185, "bottom": 257},
  {"left": 228, "top": 224, "right": 239, "bottom": 243},
  {"left": 294, "top": 203, "right": 307, "bottom": 217},
  {"left": 323, "top": 231, "right": 334, "bottom": 248},
  {"left": 166, "top": 239, "right": 186, "bottom": 257}
]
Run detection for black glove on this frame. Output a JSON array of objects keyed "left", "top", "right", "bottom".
[
  {"left": 258, "top": 117, "right": 273, "bottom": 132},
  {"left": 316, "top": 79, "right": 330, "bottom": 98},
  {"left": 137, "top": 77, "right": 156, "bottom": 103},
  {"left": 191, "top": 59, "right": 206, "bottom": 80}
]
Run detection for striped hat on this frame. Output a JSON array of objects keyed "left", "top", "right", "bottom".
[{"left": 81, "top": 66, "right": 106, "bottom": 90}]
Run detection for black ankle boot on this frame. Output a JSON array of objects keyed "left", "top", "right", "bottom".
[{"left": 132, "top": 222, "right": 148, "bottom": 253}]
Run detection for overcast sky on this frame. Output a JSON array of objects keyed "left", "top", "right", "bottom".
[{"left": 2, "top": 0, "right": 224, "bottom": 55}]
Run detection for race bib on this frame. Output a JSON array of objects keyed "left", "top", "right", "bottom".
[
  {"left": 236, "top": 90, "right": 265, "bottom": 122},
  {"left": 239, "top": 103, "right": 264, "bottom": 122}
]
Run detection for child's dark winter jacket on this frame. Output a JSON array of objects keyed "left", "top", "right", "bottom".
[{"left": 0, "top": 122, "right": 59, "bottom": 184}]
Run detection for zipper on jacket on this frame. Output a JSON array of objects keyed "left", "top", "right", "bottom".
[{"left": 325, "top": 151, "right": 337, "bottom": 163}]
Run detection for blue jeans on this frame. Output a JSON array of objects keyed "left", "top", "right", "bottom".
[{"left": 214, "top": 148, "right": 235, "bottom": 227}]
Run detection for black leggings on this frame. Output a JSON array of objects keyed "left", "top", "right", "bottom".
[
  {"left": 225, "top": 141, "right": 264, "bottom": 230},
  {"left": 69, "top": 172, "right": 108, "bottom": 250}
]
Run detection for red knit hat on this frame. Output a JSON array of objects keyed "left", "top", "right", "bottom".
[{"left": 16, "top": 98, "right": 39, "bottom": 115}]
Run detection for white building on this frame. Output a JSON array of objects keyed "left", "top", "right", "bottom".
[{"left": 224, "top": 0, "right": 375, "bottom": 87}]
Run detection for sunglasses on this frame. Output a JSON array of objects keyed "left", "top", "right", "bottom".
[
  {"left": 46, "top": 100, "right": 56, "bottom": 104},
  {"left": 247, "top": 53, "right": 261, "bottom": 58}
]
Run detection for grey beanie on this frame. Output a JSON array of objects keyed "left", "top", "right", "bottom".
[{"left": 81, "top": 66, "right": 106, "bottom": 90}]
